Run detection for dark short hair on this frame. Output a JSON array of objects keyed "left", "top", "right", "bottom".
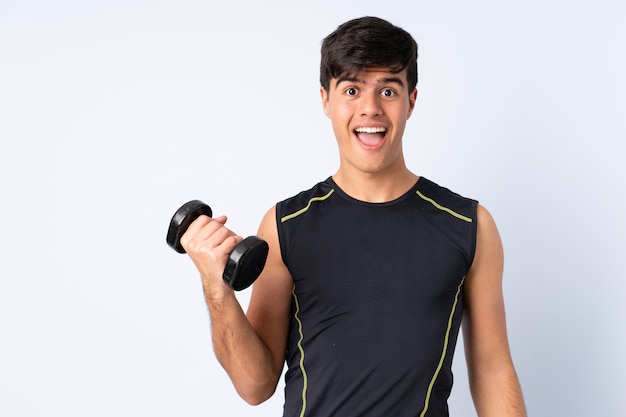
[{"left": 320, "top": 16, "right": 418, "bottom": 91}]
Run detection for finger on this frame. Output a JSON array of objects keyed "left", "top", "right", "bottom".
[
  {"left": 180, "top": 216, "right": 223, "bottom": 250},
  {"left": 205, "top": 223, "right": 245, "bottom": 252},
  {"left": 184, "top": 215, "right": 227, "bottom": 240},
  {"left": 183, "top": 214, "right": 212, "bottom": 236},
  {"left": 213, "top": 215, "right": 228, "bottom": 225},
  {"left": 183, "top": 217, "right": 239, "bottom": 253},
  {"left": 213, "top": 230, "right": 244, "bottom": 252}
]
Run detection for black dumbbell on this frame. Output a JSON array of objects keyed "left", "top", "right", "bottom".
[{"left": 166, "top": 200, "right": 269, "bottom": 291}]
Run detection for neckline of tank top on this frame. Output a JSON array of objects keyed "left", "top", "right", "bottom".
[{"left": 326, "top": 176, "right": 426, "bottom": 207}]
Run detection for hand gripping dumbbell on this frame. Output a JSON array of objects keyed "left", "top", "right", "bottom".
[{"left": 166, "top": 200, "right": 269, "bottom": 291}]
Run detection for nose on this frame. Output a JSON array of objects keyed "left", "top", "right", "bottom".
[{"left": 358, "top": 91, "right": 383, "bottom": 117}]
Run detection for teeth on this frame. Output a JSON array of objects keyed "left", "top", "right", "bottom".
[{"left": 355, "top": 127, "right": 386, "bottom": 133}]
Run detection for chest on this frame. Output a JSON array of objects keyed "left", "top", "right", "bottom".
[{"left": 286, "top": 203, "right": 470, "bottom": 314}]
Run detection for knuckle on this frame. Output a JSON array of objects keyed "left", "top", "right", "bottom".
[{"left": 179, "top": 234, "right": 192, "bottom": 250}]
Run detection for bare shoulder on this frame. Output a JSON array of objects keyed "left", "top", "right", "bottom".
[
  {"left": 468, "top": 204, "right": 504, "bottom": 286},
  {"left": 252, "top": 205, "right": 294, "bottom": 295},
  {"left": 476, "top": 204, "right": 503, "bottom": 258},
  {"left": 246, "top": 205, "right": 293, "bottom": 372}
]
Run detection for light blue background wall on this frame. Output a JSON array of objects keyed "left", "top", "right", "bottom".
[{"left": 1, "top": 1, "right": 624, "bottom": 415}]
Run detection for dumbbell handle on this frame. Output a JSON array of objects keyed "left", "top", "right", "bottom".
[{"left": 166, "top": 200, "right": 268, "bottom": 291}]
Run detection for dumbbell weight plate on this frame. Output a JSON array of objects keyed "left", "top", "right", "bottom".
[
  {"left": 166, "top": 200, "right": 213, "bottom": 254},
  {"left": 224, "top": 236, "right": 269, "bottom": 291}
]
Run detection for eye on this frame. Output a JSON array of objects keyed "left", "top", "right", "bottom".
[
  {"left": 381, "top": 88, "right": 397, "bottom": 98},
  {"left": 345, "top": 87, "right": 358, "bottom": 96}
]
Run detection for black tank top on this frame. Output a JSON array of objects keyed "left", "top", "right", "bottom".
[{"left": 276, "top": 177, "right": 477, "bottom": 417}]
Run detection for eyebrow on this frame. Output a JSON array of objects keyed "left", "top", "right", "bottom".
[{"left": 335, "top": 74, "right": 406, "bottom": 89}]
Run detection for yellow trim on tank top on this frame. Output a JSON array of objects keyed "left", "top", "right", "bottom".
[{"left": 281, "top": 189, "right": 335, "bottom": 223}]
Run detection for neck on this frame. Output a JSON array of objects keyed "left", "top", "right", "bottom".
[{"left": 332, "top": 168, "right": 419, "bottom": 203}]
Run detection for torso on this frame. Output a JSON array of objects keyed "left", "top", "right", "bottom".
[{"left": 277, "top": 177, "right": 477, "bottom": 417}]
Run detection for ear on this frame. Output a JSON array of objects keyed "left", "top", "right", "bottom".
[
  {"left": 407, "top": 88, "right": 418, "bottom": 119},
  {"left": 320, "top": 86, "right": 330, "bottom": 118}
]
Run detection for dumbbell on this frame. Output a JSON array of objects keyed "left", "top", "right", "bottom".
[{"left": 166, "top": 200, "right": 269, "bottom": 291}]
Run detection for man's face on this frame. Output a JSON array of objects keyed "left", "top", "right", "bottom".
[{"left": 321, "top": 67, "right": 417, "bottom": 177}]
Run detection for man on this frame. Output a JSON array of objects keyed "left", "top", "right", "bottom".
[{"left": 180, "top": 16, "right": 526, "bottom": 416}]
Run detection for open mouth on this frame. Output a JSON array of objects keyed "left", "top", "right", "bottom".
[{"left": 354, "top": 127, "right": 387, "bottom": 148}]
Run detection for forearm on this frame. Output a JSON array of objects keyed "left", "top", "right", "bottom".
[
  {"left": 205, "top": 290, "right": 281, "bottom": 405},
  {"left": 179, "top": 209, "right": 287, "bottom": 404},
  {"left": 469, "top": 365, "right": 527, "bottom": 417}
]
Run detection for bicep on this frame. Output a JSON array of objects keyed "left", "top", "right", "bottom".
[{"left": 246, "top": 205, "right": 293, "bottom": 376}]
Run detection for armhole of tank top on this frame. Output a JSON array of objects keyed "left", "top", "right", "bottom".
[
  {"left": 468, "top": 199, "right": 479, "bottom": 269},
  {"left": 275, "top": 202, "right": 290, "bottom": 268}
]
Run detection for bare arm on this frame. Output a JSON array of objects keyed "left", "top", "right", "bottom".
[
  {"left": 463, "top": 204, "right": 527, "bottom": 416},
  {"left": 180, "top": 206, "right": 292, "bottom": 405}
]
